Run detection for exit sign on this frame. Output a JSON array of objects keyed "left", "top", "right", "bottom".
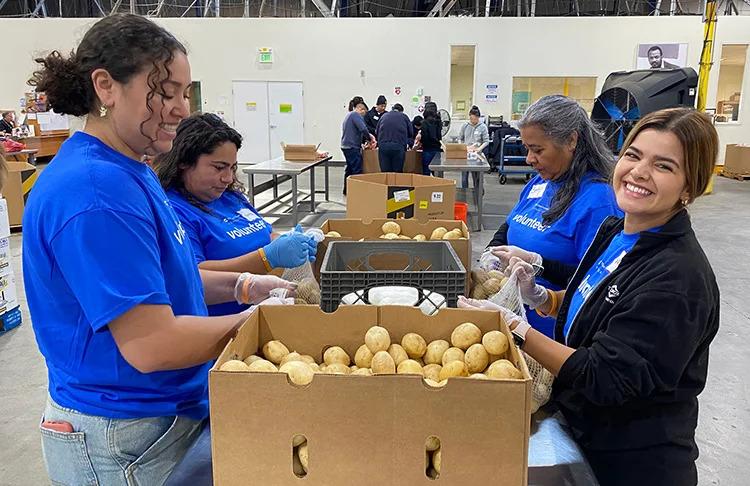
[{"left": 258, "top": 47, "right": 273, "bottom": 64}]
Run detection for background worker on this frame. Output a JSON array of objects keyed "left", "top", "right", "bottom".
[{"left": 376, "top": 103, "right": 413, "bottom": 172}]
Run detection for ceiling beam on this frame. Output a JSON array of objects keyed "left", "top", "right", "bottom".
[{"left": 310, "top": 0, "right": 334, "bottom": 16}]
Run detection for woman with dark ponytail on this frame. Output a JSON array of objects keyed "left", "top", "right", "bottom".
[
  {"left": 23, "top": 14, "right": 293, "bottom": 485},
  {"left": 482, "top": 95, "right": 621, "bottom": 338}
]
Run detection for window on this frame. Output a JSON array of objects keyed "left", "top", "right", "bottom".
[
  {"left": 716, "top": 44, "right": 747, "bottom": 123},
  {"left": 511, "top": 77, "right": 597, "bottom": 118}
]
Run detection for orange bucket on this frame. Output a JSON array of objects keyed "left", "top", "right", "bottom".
[{"left": 454, "top": 202, "right": 468, "bottom": 223}]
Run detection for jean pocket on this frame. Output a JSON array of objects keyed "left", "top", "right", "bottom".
[{"left": 40, "top": 425, "right": 98, "bottom": 486}]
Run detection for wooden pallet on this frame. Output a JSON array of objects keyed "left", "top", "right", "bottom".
[{"left": 720, "top": 170, "right": 750, "bottom": 181}]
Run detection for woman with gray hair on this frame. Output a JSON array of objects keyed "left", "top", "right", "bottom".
[{"left": 483, "top": 95, "right": 621, "bottom": 338}]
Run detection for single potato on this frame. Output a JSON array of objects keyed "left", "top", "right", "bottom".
[
  {"left": 325, "top": 231, "right": 341, "bottom": 238},
  {"left": 425, "top": 436, "right": 440, "bottom": 452},
  {"left": 465, "top": 343, "right": 490, "bottom": 374},
  {"left": 247, "top": 359, "right": 278, "bottom": 373},
  {"left": 352, "top": 367, "right": 373, "bottom": 376},
  {"left": 354, "top": 344, "right": 374, "bottom": 368},
  {"left": 470, "top": 373, "right": 489, "bottom": 380},
  {"left": 422, "top": 364, "right": 442, "bottom": 382},
  {"left": 371, "top": 351, "right": 396, "bottom": 374},
  {"left": 324, "top": 363, "right": 351, "bottom": 375},
  {"left": 365, "top": 326, "right": 391, "bottom": 354},
  {"left": 424, "top": 378, "right": 447, "bottom": 388},
  {"left": 387, "top": 343, "right": 409, "bottom": 366},
  {"left": 280, "top": 361, "right": 314, "bottom": 385},
  {"left": 439, "top": 360, "right": 468, "bottom": 381},
  {"left": 441, "top": 347, "right": 465, "bottom": 365},
  {"left": 323, "top": 346, "right": 351, "bottom": 366},
  {"left": 424, "top": 339, "right": 450, "bottom": 365},
  {"left": 451, "top": 322, "right": 482, "bottom": 350},
  {"left": 263, "top": 340, "right": 290, "bottom": 364},
  {"left": 220, "top": 360, "right": 250, "bottom": 372},
  {"left": 482, "top": 330, "right": 510, "bottom": 356},
  {"left": 430, "top": 227, "right": 448, "bottom": 240},
  {"left": 486, "top": 359, "right": 524, "bottom": 380},
  {"left": 280, "top": 352, "right": 303, "bottom": 366},
  {"left": 401, "top": 333, "right": 427, "bottom": 359},
  {"left": 243, "top": 355, "right": 262, "bottom": 366},
  {"left": 397, "top": 359, "right": 424, "bottom": 375},
  {"left": 379, "top": 233, "right": 399, "bottom": 240},
  {"left": 413, "top": 234, "right": 427, "bottom": 242},
  {"left": 382, "top": 221, "right": 401, "bottom": 235}
]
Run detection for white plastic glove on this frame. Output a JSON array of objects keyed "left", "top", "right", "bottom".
[
  {"left": 505, "top": 257, "right": 548, "bottom": 309},
  {"left": 478, "top": 249, "right": 502, "bottom": 272},
  {"left": 457, "top": 296, "right": 524, "bottom": 329},
  {"left": 490, "top": 245, "right": 543, "bottom": 271},
  {"left": 235, "top": 273, "right": 297, "bottom": 305}
]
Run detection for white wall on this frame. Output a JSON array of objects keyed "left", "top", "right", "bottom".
[{"left": 1, "top": 16, "right": 749, "bottom": 162}]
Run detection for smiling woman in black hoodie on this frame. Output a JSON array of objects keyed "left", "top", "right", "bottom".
[{"left": 460, "top": 108, "right": 720, "bottom": 486}]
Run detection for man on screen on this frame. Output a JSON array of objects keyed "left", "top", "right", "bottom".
[{"left": 648, "top": 45, "right": 679, "bottom": 69}]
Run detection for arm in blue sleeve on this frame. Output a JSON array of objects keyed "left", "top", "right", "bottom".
[
  {"left": 354, "top": 114, "right": 370, "bottom": 138},
  {"left": 556, "top": 290, "right": 710, "bottom": 406},
  {"left": 50, "top": 209, "right": 172, "bottom": 332}
]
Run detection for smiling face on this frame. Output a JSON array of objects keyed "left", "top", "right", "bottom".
[
  {"left": 520, "top": 124, "right": 577, "bottom": 180},
  {"left": 614, "top": 129, "right": 689, "bottom": 231},
  {"left": 99, "top": 51, "right": 192, "bottom": 159},
  {"left": 182, "top": 141, "right": 239, "bottom": 202}
]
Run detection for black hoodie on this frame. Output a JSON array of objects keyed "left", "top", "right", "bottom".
[{"left": 552, "top": 209, "right": 719, "bottom": 485}]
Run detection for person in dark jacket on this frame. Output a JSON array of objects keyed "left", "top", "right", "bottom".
[
  {"left": 364, "top": 95, "right": 387, "bottom": 136},
  {"left": 376, "top": 103, "right": 413, "bottom": 172},
  {"left": 341, "top": 99, "right": 375, "bottom": 195},
  {"left": 418, "top": 106, "right": 443, "bottom": 175},
  {"left": 0, "top": 111, "right": 15, "bottom": 135},
  {"left": 460, "top": 108, "right": 720, "bottom": 486}
]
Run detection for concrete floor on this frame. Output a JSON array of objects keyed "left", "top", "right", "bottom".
[{"left": 0, "top": 168, "right": 748, "bottom": 485}]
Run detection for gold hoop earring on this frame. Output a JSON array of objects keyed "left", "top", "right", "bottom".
[{"left": 99, "top": 105, "right": 108, "bottom": 118}]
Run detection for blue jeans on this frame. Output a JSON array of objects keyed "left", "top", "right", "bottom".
[
  {"left": 40, "top": 396, "right": 203, "bottom": 486},
  {"left": 342, "top": 147, "right": 363, "bottom": 194},
  {"left": 378, "top": 142, "right": 406, "bottom": 172},
  {"left": 422, "top": 150, "right": 441, "bottom": 176}
]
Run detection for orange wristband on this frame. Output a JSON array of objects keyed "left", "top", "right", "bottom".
[
  {"left": 241, "top": 274, "right": 253, "bottom": 304},
  {"left": 258, "top": 247, "right": 273, "bottom": 272},
  {"left": 536, "top": 289, "right": 559, "bottom": 318}
]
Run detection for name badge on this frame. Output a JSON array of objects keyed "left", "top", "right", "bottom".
[
  {"left": 528, "top": 183, "right": 547, "bottom": 199},
  {"left": 605, "top": 250, "right": 628, "bottom": 273}
]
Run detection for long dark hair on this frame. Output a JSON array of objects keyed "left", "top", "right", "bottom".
[
  {"left": 348, "top": 96, "right": 364, "bottom": 112},
  {"left": 519, "top": 95, "right": 615, "bottom": 225},
  {"left": 154, "top": 113, "right": 244, "bottom": 214},
  {"left": 28, "top": 14, "right": 186, "bottom": 152}
]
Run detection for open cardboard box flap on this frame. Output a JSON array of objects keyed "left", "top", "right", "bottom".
[{"left": 210, "top": 305, "right": 531, "bottom": 486}]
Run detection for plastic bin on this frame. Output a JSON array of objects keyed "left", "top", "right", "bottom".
[
  {"left": 319, "top": 241, "right": 467, "bottom": 312},
  {"left": 454, "top": 202, "right": 468, "bottom": 224}
]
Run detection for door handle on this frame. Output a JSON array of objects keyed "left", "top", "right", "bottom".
[{"left": 270, "top": 124, "right": 278, "bottom": 128}]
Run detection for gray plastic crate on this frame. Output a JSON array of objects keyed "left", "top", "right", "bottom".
[{"left": 320, "top": 241, "right": 467, "bottom": 312}]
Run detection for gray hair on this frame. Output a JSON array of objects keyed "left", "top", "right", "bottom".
[{"left": 519, "top": 95, "right": 615, "bottom": 225}]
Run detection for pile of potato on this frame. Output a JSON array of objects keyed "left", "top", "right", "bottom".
[
  {"left": 219, "top": 322, "right": 523, "bottom": 386},
  {"left": 425, "top": 436, "right": 442, "bottom": 479},
  {"left": 469, "top": 268, "right": 510, "bottom": 300},
  {"left": 378, "top": 222, "right": 466, "bottom": 241}
]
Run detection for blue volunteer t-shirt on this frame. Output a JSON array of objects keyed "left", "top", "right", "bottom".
[
  {"left": 167, "top": 189, "right": 273, "bottom": 316},
  {"left": 22, "top": 132, "right": 210, "bottom": 420},
  {"left": 505, "top": 173, "right": 622, "bottom": 338}
]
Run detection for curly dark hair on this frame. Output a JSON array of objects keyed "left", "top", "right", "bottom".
[
  {"left": 154, "top": 113, "right": 244, "bottom": 214},
  {"left": 28, "top": 14, "right": 186, "bottom": 152}
]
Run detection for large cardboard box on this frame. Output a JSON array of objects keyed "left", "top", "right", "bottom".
[
  {"left": 2, "top": 162, "right": 38, "bottom": 227},
  {"left": 210, "top": 305, "right": 532, "bottom": 486},
  {"left": 363, "top": 149, "right": 423, "bottom": 174},
  {"left": 283, "top": 144, "right": 318, "bottom": 161},
  {"left": 346, "top": 173, "right": 455, "bottom": 221},
  {"left": 444, "top": 143, "right": 468, "bottom": 159},
  {"left": 319, "top": 218, "right": 471, "bottom": 270},
  {"left": 724, "top": 144, "right": 750, "bottom": 175}
]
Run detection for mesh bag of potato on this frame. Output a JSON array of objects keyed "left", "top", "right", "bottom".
[{"left": 488, "top": 272, "right": 554, "bottom": 414}]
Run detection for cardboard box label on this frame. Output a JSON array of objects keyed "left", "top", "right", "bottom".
[
  {"left": 393, "top": 189, "right": 411, "bottom": 203},
  {"left": 419, "top": 200, "right": 428, "bottom": 209},
  {"left": 431, "top": 191, "right": 444, "bottom": 203}
]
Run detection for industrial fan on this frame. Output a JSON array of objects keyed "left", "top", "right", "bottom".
[
  {"left": 439, "top": 108, "right": 451, "bottom": 137},
  {"left": 591, "top": 68, "right": 698, "bottom": 153}
]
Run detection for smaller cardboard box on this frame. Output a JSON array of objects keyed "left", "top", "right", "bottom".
[
  {"left": 210, "top": 305, "right": 532, "bottom": 486},
  {"left": 347, "top": 173, "right": 455, "bottom": 222},
  {"left": 0, "top": 199, "right": 10, "bottom": 239},
  {"left": 444, "top": 143, "right": 468, "bottom": 159},
  {"left": 724, "top": 144, "right": 750, "bottom": 175},
  {"left": 2, "top": 162, "right": 38, "bottom": 227},
  {"left": 283, "top": 144, "right": 318, "bottom": 161},
  {"left": 363, "top": 149, "right": 423, "bottom": 174}
]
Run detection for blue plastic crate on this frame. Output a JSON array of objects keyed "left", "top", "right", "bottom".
[{"left": 0, "top": 306, "right": 22, "bottom": 335}]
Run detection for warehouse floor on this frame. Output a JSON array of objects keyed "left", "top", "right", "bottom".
[{"left": 0, "top": 168, "right": 748, "bottom": 486}]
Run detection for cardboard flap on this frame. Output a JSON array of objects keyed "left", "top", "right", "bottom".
[{"left": 5, "top": 161, "right": 35, "bottom": 173}]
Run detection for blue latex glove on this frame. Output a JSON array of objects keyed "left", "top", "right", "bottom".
[{"left": 263, "top": 225, "right": 316, "bottom": 268}]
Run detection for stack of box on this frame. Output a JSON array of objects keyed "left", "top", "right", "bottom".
[{"left": 0, "top": 199, "right": 22, "bottom": 335}]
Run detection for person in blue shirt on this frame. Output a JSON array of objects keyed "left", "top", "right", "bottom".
[
  {"left": 154, "top": 113, "right": 317, "bottom": 316},
  {"left": 462, "top": 108, "right": 720, "bottom": 486},
  {"left": 341, "top": 98, "right": 375, "bottom": 195},
  {"left": 482, "top": 95, "right": 622, "bottom": 338},
  {"left": 22, "top": 14, "right": 294, "bottom": 486}
]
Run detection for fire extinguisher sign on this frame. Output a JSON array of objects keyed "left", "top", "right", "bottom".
[{"left": 394, "top": 86, "right": 402, "bottom": 96}]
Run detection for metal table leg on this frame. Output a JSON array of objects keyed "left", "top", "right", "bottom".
[
  {"left": 247, "top": 173, "right": 256, "bottom": 207},
  {"left": 477, "top": 171, "right": 484, "bottom": 231},
  {"left": 324, "top": 159, "right": 330, "bottom": 201},
  {"left": 310, "top": 166, "right": 316, "bottom": 213},
  {"left": 292, "top": 175, "right": 299, "bottom": 227},
  {"left": 273, "top": 175, "right": 278, "bottom": 200}
]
